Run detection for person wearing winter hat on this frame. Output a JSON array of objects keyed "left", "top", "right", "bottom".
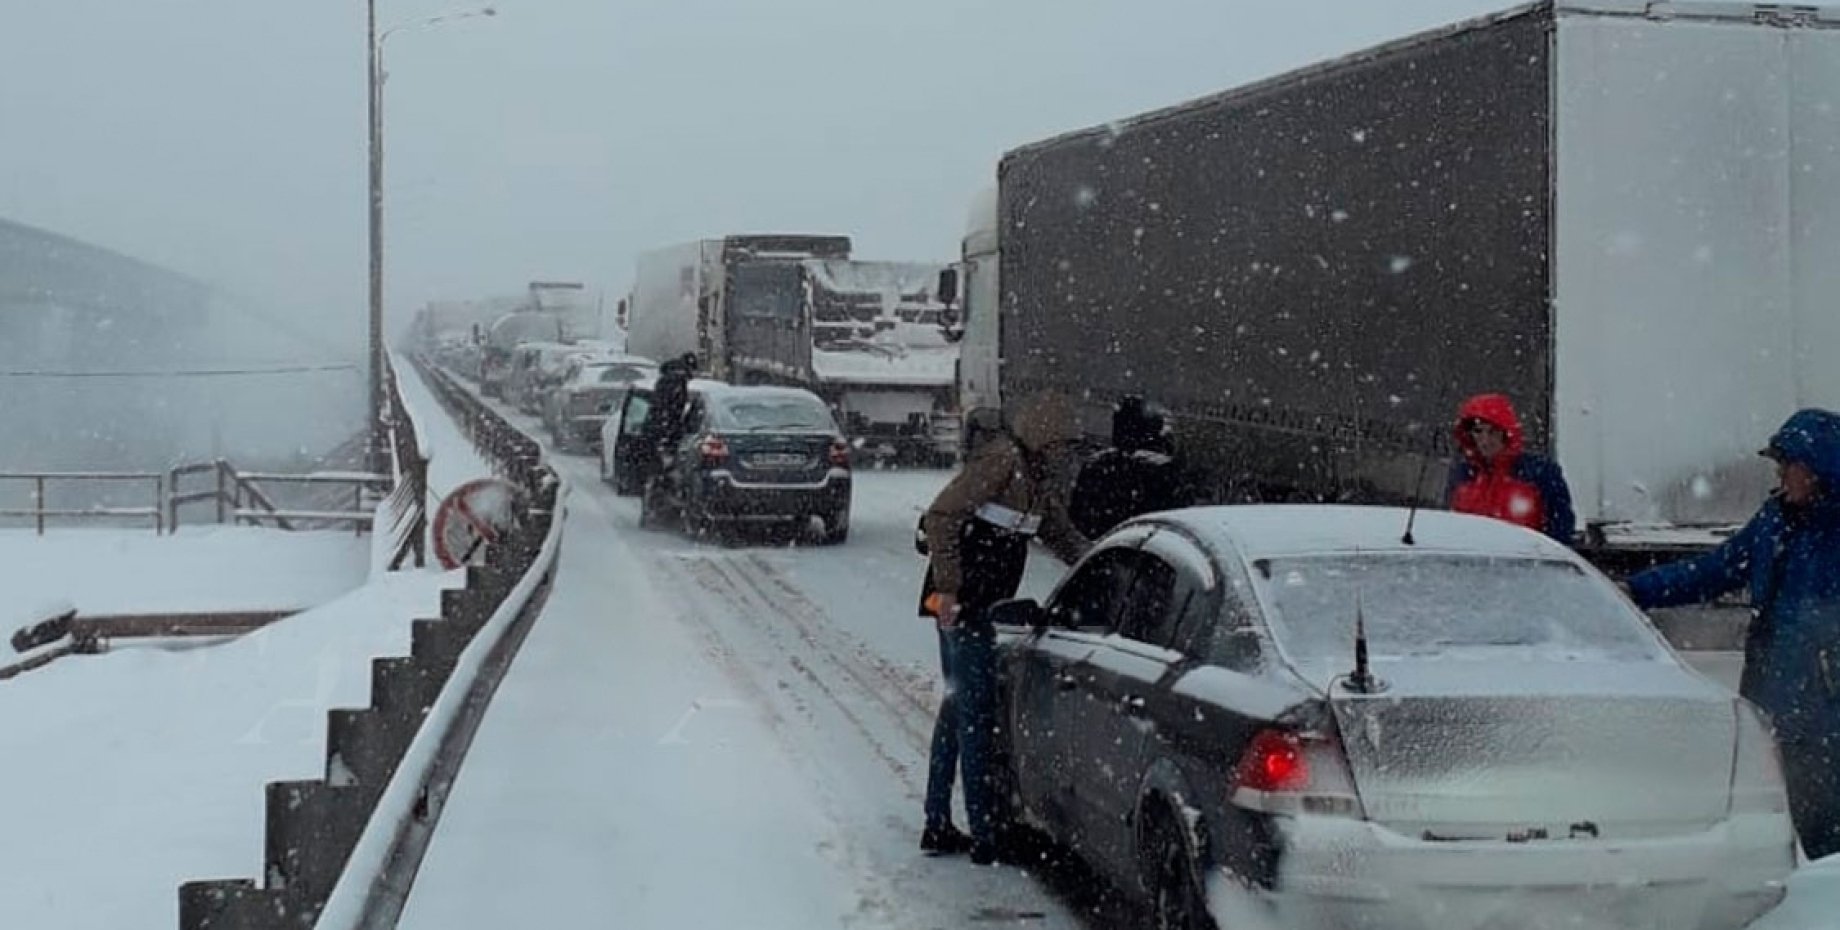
[
  {"left": 1629, "top": 408, "right": 1840, "bottom": 857},
  {"left": 1445, "top": 393, "right": 1576, "bottom": 543},
  {"left": 916, "top": 391, "right": 1091, "bottom": 865}
]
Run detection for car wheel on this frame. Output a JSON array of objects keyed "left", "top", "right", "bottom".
[
  {"left": 1148, "top": 812, "right": 1213, "bottom": 930},
  {"left": 818, "top": 510, "right": 850, "bottom": 546},
  {"left": 681, "top": 499, "right": 709, "bottom": 540}
]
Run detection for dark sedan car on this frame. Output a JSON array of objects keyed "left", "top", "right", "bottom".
[
  {"left": 604, "top": 381, "right": 852, "bottom": 544},
  {"left": 988, "top": 505, "right": 1793, "bottom": 930}
]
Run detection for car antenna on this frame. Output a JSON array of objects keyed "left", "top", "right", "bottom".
[
  {"left": 1345, "top": 591, "right": 1381, "bottom": 695},
  {"left": 1400, "top": 426, "right": 1437, "bottom": 546}
]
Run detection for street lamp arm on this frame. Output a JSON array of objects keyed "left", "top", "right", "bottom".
[{"left": 379, "top": 6, "right": 497, "bottom": 49}]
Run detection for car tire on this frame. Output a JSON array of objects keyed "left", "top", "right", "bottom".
[
  {"left": 681, "top": 500, "right": 710, "bottom": 541},
  {"left": 818, "top": 510, "right": 850, "bottom": 546},
  {"left": 1147, "top": 812, "right": 1214, "bottom": 930}
]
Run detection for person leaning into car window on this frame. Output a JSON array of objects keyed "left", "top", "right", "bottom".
[{"left": 917, "top": 392, "right": 1091, "bottom": 866}]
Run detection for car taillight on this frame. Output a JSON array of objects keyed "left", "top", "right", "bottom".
[
  {"left": 828, "top": 438, "right": 851, "bottom": 468},
  {"left": 1729, "top": 701, "right": 1790, "bottom": 816},
  {"left": 1236, "top": 730, "right": 1309, "bottom": 792},
  {"left": 1231, "top": 727, "right": 1364, "bottom": 819},
  {"left": 698, "top": 435, "right": 729, "bottom": 463}
]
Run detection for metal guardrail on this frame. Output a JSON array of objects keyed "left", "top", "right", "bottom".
[
  {"left": 167, "top": 461, "right": 385, "bottom": 534},
  {"left": 0, "top": 472, "right": 165, "bottom": 534},
  {"left": 177, "top": 350, "right": 562, "bottom": 930},
  {"left": 381, "top": 357, "right": 429, "bottom": 570}
]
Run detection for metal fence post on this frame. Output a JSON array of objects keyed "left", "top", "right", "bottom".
[{"left": 35, "top": 476, "right": 45, "bottom": 536}]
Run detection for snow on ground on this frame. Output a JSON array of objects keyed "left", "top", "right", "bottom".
[
  {"left": 0, "top": 526, "right": 368, "bottom": 628},
  {"left": 0, "top": 568, "right": 463, "bottom": 930},
  {"left": 0, "top": 355, "right": 502, "bottom": 930},
  {"left": 1752, "top": 856, "right": 1840, "bottom": 929},
  {"left": 404, "top": 385, "right": 1840, "bottom": 929},
  {"left": 401, "top": 391, "right": 1098, "bottom": 929}
]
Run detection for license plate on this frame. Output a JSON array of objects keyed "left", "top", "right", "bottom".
[{"left": 749, "top": 453, "right": 807, "bottom": 468}]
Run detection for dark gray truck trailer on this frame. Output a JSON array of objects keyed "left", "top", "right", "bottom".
[{"left": 992, "top": 0, "right": 1840, "bottom": 571}]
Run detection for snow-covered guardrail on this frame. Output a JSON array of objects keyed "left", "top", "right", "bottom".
[{"left": 176, "top": 355, "right": 565, "bottom": 930}]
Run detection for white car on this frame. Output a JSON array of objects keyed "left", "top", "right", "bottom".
[
  {"left": 542, "top": 354, "right": 657, "bottom": 453},
  {"left": 989, "top": 505, "right": 1795, "bottom": 930}
]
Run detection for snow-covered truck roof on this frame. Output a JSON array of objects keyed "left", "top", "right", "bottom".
[{"left": 803, "top": 259, "right": 958, "bottom": 388}]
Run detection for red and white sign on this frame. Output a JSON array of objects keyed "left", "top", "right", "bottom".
[{"left": 431, "top": 478, "right": 524, "bottom": 570}]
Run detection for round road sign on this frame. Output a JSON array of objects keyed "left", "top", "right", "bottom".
[{"left": 432, "top": 478, "right": 524, "bottom": 570}]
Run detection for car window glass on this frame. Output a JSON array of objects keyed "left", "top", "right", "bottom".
[
  {"left": 1257, "top": 555, "right": 1668, "bottom": 671},
  {"left": 711, "top": 396, "right": 836, "bottom": 432},
  {"left": 1047, "top": 549, "right": 1139, "bottom": 631},
  {"left": 1198, "top": 574, "right": 1263, "bottom": 671},
  {"left": 621, "top": 394, "right": 652, "bottom": 436},
  {"left": 596, "top": 364, "right": 653, "bottom": 384},
  {"left": 1114, "top": 555, "right": 1180, "bottom": 648}
]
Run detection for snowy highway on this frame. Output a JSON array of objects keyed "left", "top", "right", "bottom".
[{"left": 398, "top": 390, "right": 1118, "bottom": 928}]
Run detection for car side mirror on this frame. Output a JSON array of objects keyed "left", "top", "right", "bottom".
[
  {"left": 935, "top": 267, "right": 960, "bottom": 307},
  {"left": 987, "top": 597, "right": 1048, "bottom": 633}
]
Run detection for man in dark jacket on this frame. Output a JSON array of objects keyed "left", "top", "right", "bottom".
[
  {"left": 1629, "top": 408, "right": 1840, "bottom": 857},
  {"left": 638, "top": 353, "right": 696, "bottom": 487},
  {"left": 918, "top": 392, "right": 1090, "bottom": 865},
  {"left": 1446, "top": 393, "right": 1576, "bottom": 543},
  {"left": 1070, "top": 395, "right": 1184, "bottom": 540}
]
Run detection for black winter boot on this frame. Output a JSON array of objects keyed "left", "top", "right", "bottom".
[{"left": 921, "top": 823, "right": 974, "bottom": 855}]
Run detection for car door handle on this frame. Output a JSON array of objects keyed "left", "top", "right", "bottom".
[
  {"left": 1054, "top": 673, "right": 1080, "bottom": 691},
  {"left": 1120, "top": 695, "right": 1147, "bottom": 716}
]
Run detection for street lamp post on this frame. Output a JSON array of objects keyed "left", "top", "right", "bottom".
[
  {"left": 366, "top": 3, "right": 495, "bottom": 473},
  {"left": 367, "top": 0, "right": 383, "bottom": 475}
]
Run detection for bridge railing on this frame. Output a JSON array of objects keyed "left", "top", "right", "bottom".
[{"left": 0, "top": 472, "right": 165, "bottom": 534}]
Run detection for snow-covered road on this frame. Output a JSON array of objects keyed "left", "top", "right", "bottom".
[
  {"left": 395, "top": 384, "right": 1822, "bottom": 930},
  {"left": 398, "top": 398, "right": 1107, "bottom": 929}
]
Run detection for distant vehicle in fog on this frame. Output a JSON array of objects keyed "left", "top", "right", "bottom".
[
  {"left": 988, "top": 505, "right": 1794, "bottom": 930},
  {"left": 479, "top": 311, "right": 564, "bottom": 399},
  {"left": 505, "top": 342, "right": 582, "bottom": 415},
  {"left": 542, "top": 353, "right": 657, "bottom": 454}
]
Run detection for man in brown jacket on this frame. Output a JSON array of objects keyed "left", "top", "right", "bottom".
[{"left": 919, "top": 393, "right": 1090, "bottom": 865}]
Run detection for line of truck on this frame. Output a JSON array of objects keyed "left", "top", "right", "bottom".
[{"left": 943, "top": 0, "right": 1839, "bottom": 572}]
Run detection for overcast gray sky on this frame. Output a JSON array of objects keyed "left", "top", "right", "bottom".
[{"left": 0, "top": 0, "right": 1506, "bottom": 335}]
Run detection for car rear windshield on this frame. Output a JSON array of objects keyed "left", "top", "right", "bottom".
[
  {"left": 1256, "top": 555, "right": 1666, "bottom": 665},
  {"left": 592, "top": 364, "right": 653, "bottom": 384},
  {"left": 709, "top": 396, "right": 836, "bottom": 432}
]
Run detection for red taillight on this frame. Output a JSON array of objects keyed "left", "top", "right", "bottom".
[
  {"left": 1230, "top": 726, "right": 1365, "bottom": 819},
  {"left": 1235, "top": 730, "right": 1309, "bottom": 793},
  {"left": 698, "top": 435, "right": 729, "bottom": 463},
  {"left": 828, "top": 438, "right": 851, "bottom": 468}
]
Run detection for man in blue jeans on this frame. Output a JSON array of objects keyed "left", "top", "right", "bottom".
[{"left": 918, "top": 395, "right": 1089, "bottom": 864}]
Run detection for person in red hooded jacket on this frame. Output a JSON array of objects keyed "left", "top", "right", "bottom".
[{"left": 1445, "top": 393, "right": 1576, "bottom": 543}]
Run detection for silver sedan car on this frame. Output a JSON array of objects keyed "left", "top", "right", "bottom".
[{"left": 989, "top": 505, "right": 1795, "bottom": 930}]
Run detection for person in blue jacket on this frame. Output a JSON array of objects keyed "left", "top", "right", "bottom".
[{"left": 1629, "top": 408, "right": 1840, "bottom": 858}]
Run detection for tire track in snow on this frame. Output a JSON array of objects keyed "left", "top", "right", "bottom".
[{"left": 672, "top": 553, "right": 925, "bottom": 793}]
